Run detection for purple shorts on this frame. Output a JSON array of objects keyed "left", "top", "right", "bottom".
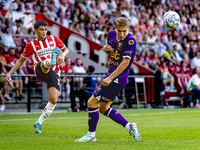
[{"left": 93, "top": 82, "right": 126, "bottom": 103}]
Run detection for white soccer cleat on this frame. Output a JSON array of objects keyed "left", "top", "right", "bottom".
[
  {"left": 75, "top": 134, "right": 96, "bottom": 142},
  {"left": 129, "top": 122, "right": 141, "bottom": 142}
]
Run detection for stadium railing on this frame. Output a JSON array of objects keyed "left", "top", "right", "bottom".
[{"left": 0, "top": 74, "right": 155, "bottom": 112}]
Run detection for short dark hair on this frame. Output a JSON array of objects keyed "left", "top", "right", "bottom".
[
  {"left": 115, "top": 17, "right": 130, "bottom": 28},
  {"left": 34, "top": 20, "right": 48, "bottom": 29},
  {"left": 88, "top": 65, "right": 95, "bottom": 73}
]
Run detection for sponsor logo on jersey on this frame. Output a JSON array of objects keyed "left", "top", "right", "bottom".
[{"left": 37, "top": 48, "right": 53, "bottom": 57}]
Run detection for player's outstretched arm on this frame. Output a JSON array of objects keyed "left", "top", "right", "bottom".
[
  {"left": 103, "top": 45, "right": 114, "bottom": 55},
  {"left": 6, "top": 57, "right": 26, "bottom": 82}
]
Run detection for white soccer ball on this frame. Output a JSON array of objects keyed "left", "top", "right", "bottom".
[{"left": 163, "top": 11, "right": 180, "bottom": 29}]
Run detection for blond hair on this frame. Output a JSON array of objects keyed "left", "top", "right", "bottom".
[{"left": 115, "top": 17, "right": 130, "bottom": 28}]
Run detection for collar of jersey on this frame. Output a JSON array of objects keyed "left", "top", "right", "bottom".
[{"left": 35, "top": 37, "right": 47, "bottom": 41}]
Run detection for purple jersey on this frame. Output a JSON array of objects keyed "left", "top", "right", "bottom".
[{"left": 105, "top": 30, "right": 136, "bottom": 85}]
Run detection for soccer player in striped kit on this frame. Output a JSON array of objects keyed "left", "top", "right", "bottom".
[
  {"left": 76, "top": 17, "right": 141, "bottom": 142},
  {"left": 6, "top": 20, "right": 69, "bottom": 134}
]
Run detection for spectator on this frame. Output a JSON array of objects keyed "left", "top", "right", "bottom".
[
  {"left": 73, "top": 58, "right": 86, "bottom": 88},
  {"left": 98, "top": 11, "right": 106, "bottom": 25},
  {"left": 13, "top": 30, "right": 23, "bottom": 47},
  {"left": 60, "top": 57, "right": 73, "bottom": 97},
  {"left": 191, "top": 51, "right": 200, "bottom": 69},
  {"left": 0, "top": 2, "right": 5, "bottom": 10},
  {"left": 6, "top": 48, "right": 24, "bottom": 101},
  {"left": 75, "top": 65, "right": 97, "bottom": 111},
  {"left": 135, "top": 19, "right": 146, "bottom": 34},
  {"left": 82, "top": 53, "right": 87, "bottom": 58},
  {"left": 22, "top": 1, "right": 32, "bottom": 13},
  {"left": 46, "top": 4, "right": 58, "bottom": 21},
  {"left": 108, "top": 10, "right": 117, "bottom": 25},
  {"left": 65, "top": 12, "right": 72, "bottom": 24},
  {"left": 92, "top": 33, "right": 101, "bottom": 44},
  {"left": 12, "top": 19, "right": 23, "bottom": 35},
  {"left": 73, "top": 58, "right": 86, "bottom": 74},
  {"left": 184, "top": 46, "right": 190, "bottom": 64},
  {"left": 144, "top": 50, "right": 151, "bottom": 63},
  {"left": 73, "top": 23, "right": 81, "bottom": 34},
  {"left": 128, "top": 10, "right": 139, "bottom": 27},
  {"left": 79, "top": 21, "right": 86, "bottom": 37},
  {"left": 173, "top": 45, "right": 183, "bottom": 63},
  {"left": 189, "top": 45, "right": 197, "bottom": 60},
  {"left": 152, "top": 52, "right": 160, "bottom": 65},
  {"left": 1, "top": 18, "right": 12, "bottom": 34},
  {"left": 163, "top": 47, "right": 178, "bottom": 65},
  {"left": 173, "top": 36, "right": 183, "bottom": 52},
  {"left": 0, "top": 47, "right": 7, "bottom": 67},
  {"left": 57, "top": 12, "right": 69, "bottom": 28},
  {"left": 187, "top": 67, "right": 200, "bottom": 106},
  {"left": 95, "top": 24, "right": 104, "bottom": 37},
  {"left": 153, "top": 38, "right": 167, "bottom": 58},
  {"left": 23, "top": 28, "right": 35, "bottom": 45},
  {"left": 0, "top": 58, "right": 7, "bottom": 111},
  {"left": 159, "top": 62, "right": 174, "bottom": 91},
  {"left": 1, "top": 27, "right": 16, "bottom": 48},
  {"left": 137, "top": 50, "right": 147, "bottom": 64},
  {"left": 15, "top": 2, "right": 23, "bottom": 12},
  {"left": 99, "top": 34, "right": 106, "bottom": 46}
]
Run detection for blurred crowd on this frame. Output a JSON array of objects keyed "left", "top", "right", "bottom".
[{"left": 0, "top": 0, "right": 199, "bottom": 67}]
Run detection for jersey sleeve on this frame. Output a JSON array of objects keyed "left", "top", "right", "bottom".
[
  {"left": 123, "top": 38, "right": 136, "bottom": 59},
  {"left": 53, "top": 35, "right": 66, "bottom": 50},
  {"left": 107, "top": 32, "right": 111, "bottom": 45},
  {"left": 21, "top": 43, "right": 33, "bottom": 58}
]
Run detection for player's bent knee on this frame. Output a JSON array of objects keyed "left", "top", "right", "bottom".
[
  {"left": 99, "top": 108, "right": 106, "bottom": 114},
  {"left": 87, "top": 96, "right": 99, "bottom": 108},
  {"left": 49, "top": 99, "right": 57, "bottom": 105}
]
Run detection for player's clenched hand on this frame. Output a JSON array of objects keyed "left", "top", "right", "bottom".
[
  {"left": 6, "top": 73, "right": 12, "bottom": 82},
  {"left": 101, "top": 77, "right": 112, "bottom": 86},
  {"left": 57, "top": 54, "right": 65, "bottom": 64},
  {"left": 103, "top": 45, "right": 114, "bottom": 52}
]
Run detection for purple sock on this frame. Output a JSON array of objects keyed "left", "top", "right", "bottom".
[
  {"left": 104, "top": 108, "right": 128, "bottom": 127},
  {"left": 88, "top": 107, "right": 99, "bottom": 132}
]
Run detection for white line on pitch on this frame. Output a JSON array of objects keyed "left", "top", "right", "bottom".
[{"left": 0, "top": 110, "right": 200, "bottom": 122}]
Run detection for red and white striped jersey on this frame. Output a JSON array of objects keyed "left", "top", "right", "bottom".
[{"left": 21, "top": 35, "right": 66, "bottom": 76}]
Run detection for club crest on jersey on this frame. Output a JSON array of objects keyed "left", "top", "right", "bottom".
[
  {"left": 128, "top": 40, "right": 134, "bottom": 45},
  {"left": 118, "top": 42, "right": 123, "bottom": 48},
  {"left": 96, "top": 86, "right": 102, "bottom": 93}
]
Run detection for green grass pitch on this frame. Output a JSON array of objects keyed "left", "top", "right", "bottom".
[{"left": 0, "top": 108, "right": 200, "bottom": 150}]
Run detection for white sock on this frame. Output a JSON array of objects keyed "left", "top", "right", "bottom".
[
  {"left": 43, "top": 59, "right": 51, "bottom": 68},
  {"left": 125, "top": 123, "right": 130, "bottom": 132},
  {"left": 37, "top": 102, "right": 56, "bottom": 124},
  {"left": 87, "top": 131, "right": 95, "bottom": 137},
  {"left": 66, "top": 84, "right": 70, "bottom": 95}
]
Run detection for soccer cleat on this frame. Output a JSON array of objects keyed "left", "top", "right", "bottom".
[
  {"left": 51, "top": 47, "right": 59, "bottom": 66},
  {"left": 34, "top": 122, "right": 41, "bottom": 134},
  {"left": 129, "top": 123, "right": 141, "bottom": 142},
  {"left": 75, "top": 134, "right": 96, "bottom": 142}
]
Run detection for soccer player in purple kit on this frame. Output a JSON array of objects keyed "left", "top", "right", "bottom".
[{"left": 75, "top": 17, "right": 141, "bottom": 142}]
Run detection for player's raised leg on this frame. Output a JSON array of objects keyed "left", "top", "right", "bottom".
[
  {"left": 75, "top": 95, "right": 100, "bottom": 142},
  {"left": 100, "top": 102, "right": 141, "bottom": 142},
  {"left": 34, "top": 87, "right": 59, "bottom": 134}
]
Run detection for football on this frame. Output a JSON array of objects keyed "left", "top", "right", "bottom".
[{"left": 163, "top": 11, "right": 180, "bottom": 29}]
